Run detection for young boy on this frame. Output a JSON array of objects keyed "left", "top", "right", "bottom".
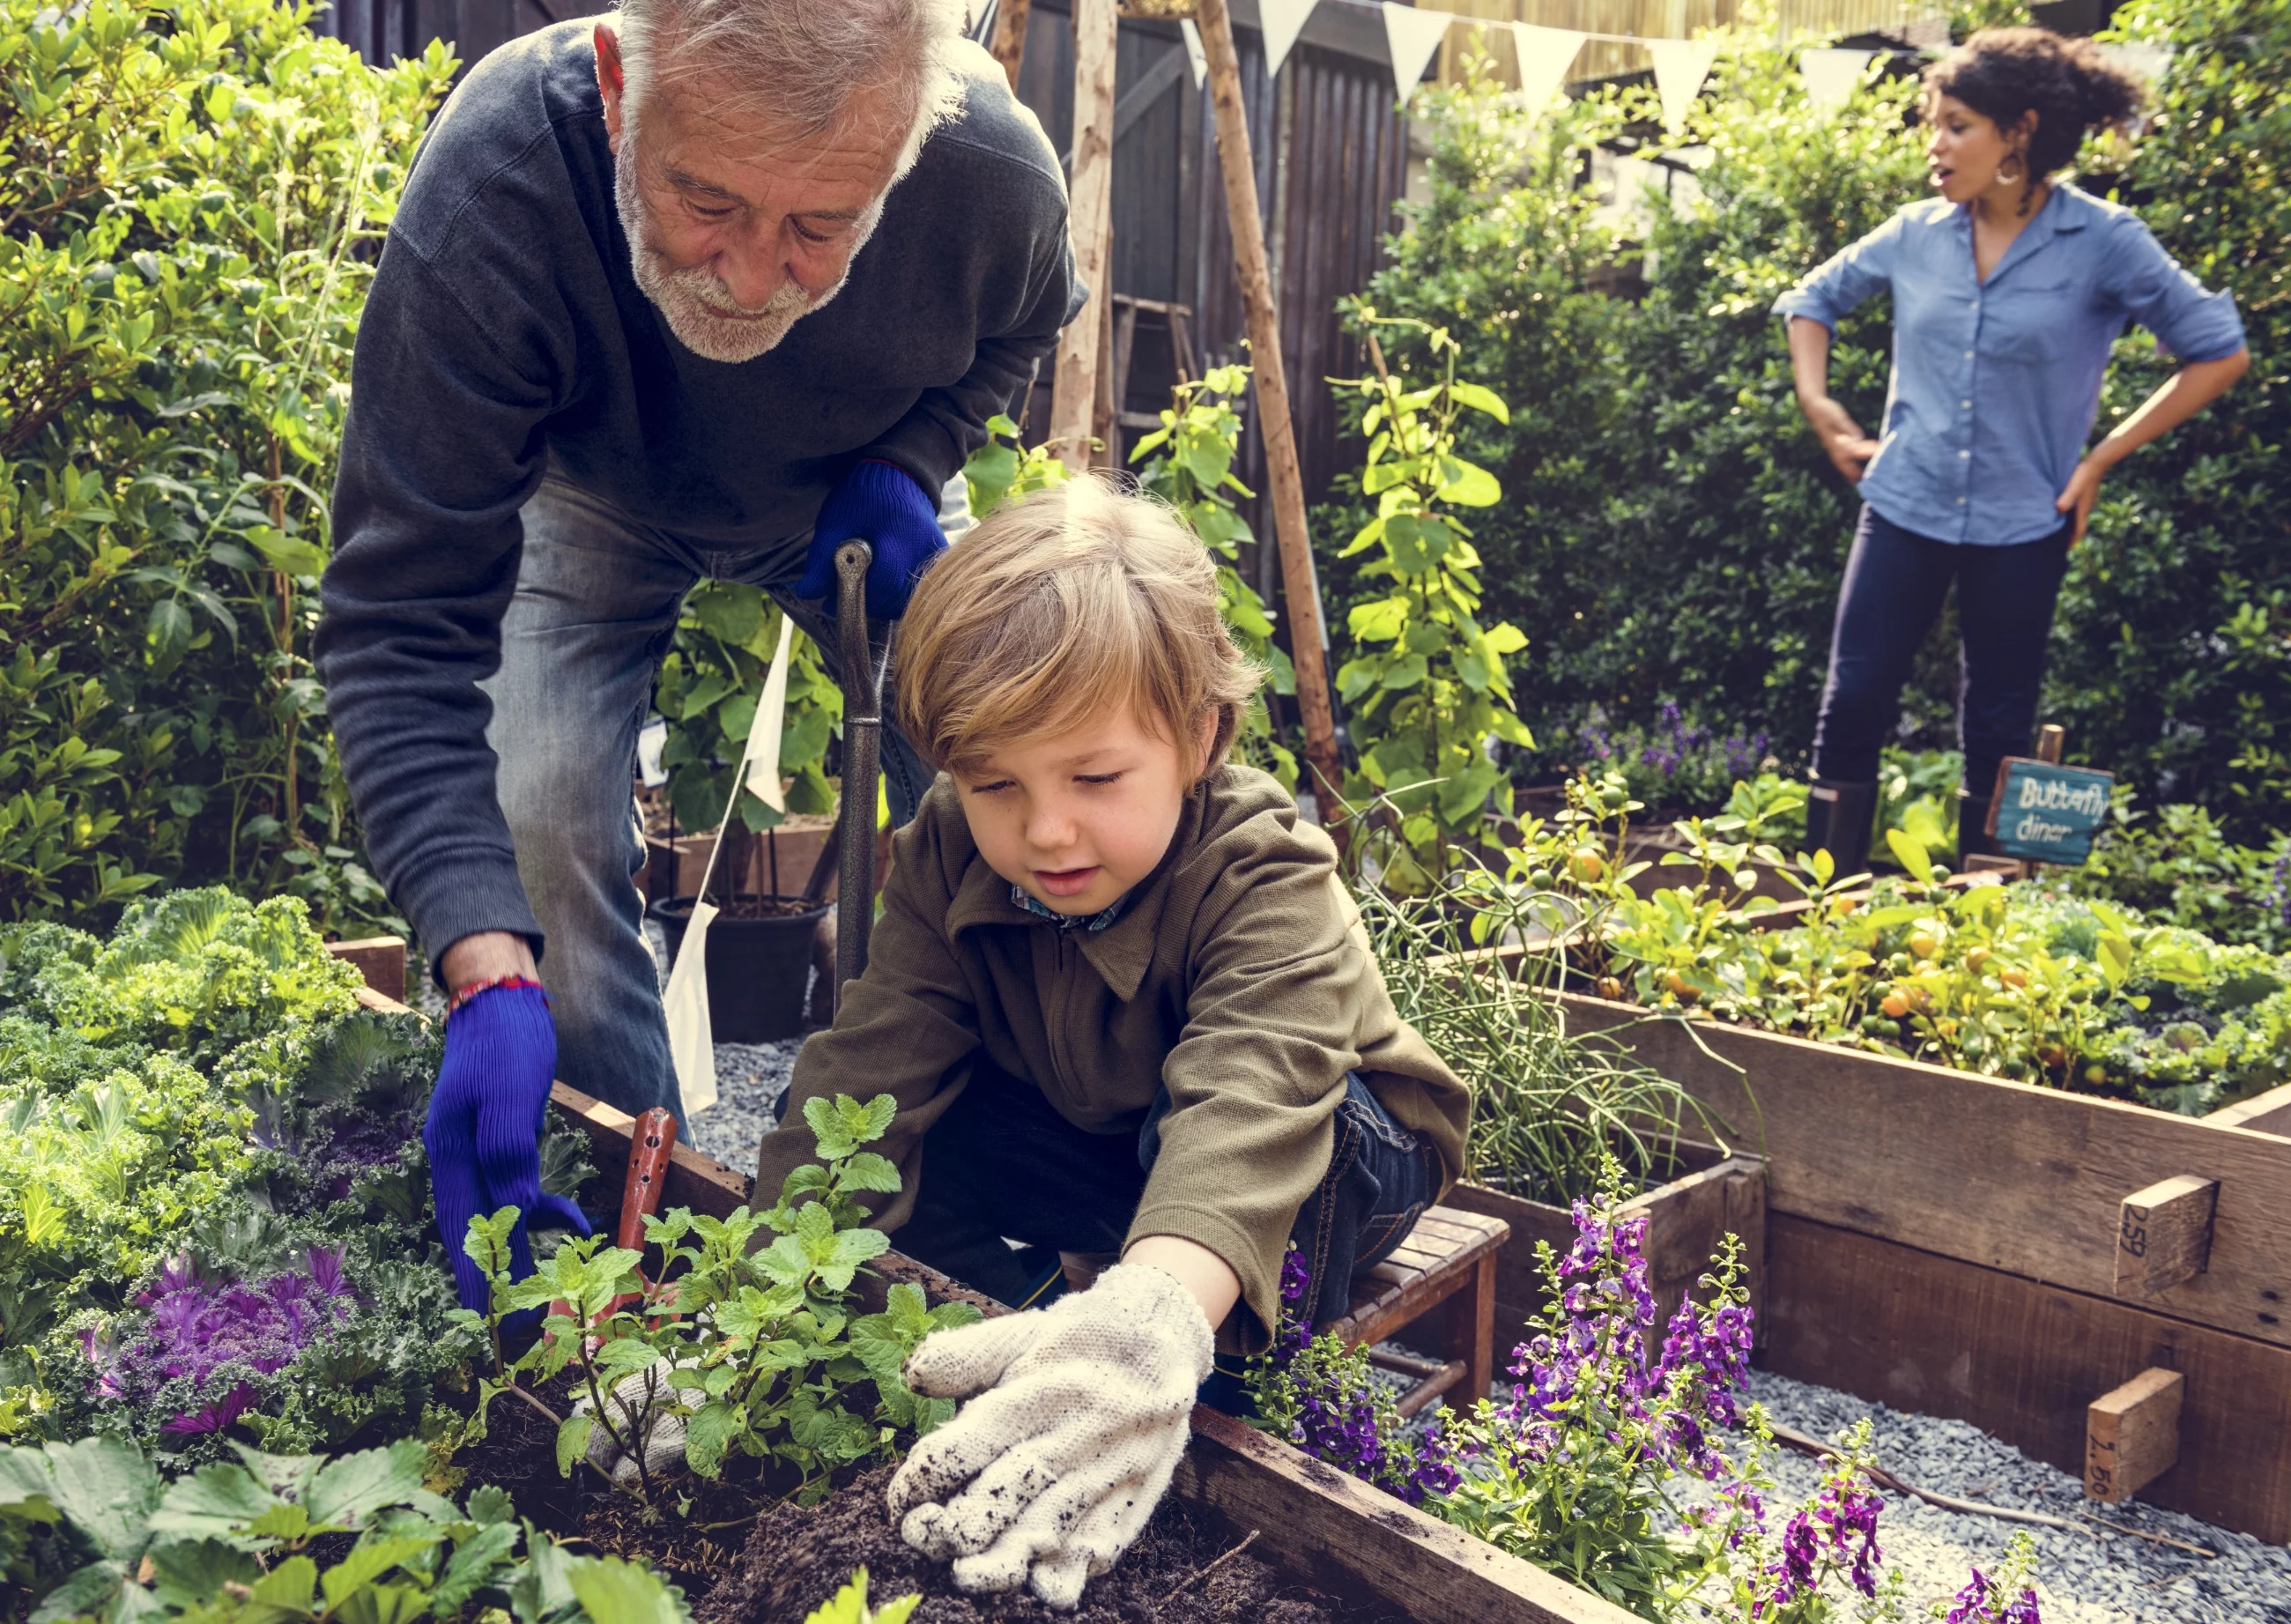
[{"left": 753, "top": 476, "right": 1469, "bottom": 1608}]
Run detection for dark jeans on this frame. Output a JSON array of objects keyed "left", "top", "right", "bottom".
[
  {"left": 1811, "top": 504, "right": 2073, "bottom": 797},
  {"left": 893, "top": 1061, "right": 1441, "bottom": 1351}
]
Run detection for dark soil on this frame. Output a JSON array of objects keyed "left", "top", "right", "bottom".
[{"left": 696, "top": 1465, "right": 1389, "bottom": 1624}]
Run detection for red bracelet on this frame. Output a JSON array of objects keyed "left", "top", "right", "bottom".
[{"left": 446, "top": 975, "right": 547, "bottom": 1019}]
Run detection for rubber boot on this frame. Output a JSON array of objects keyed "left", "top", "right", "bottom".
[
  {"left": 1956, "top": 790, "right": 1997, "bottom": 870},
  {"left": 1803, "top": 777, "right": 1878, "bottom": 871}
]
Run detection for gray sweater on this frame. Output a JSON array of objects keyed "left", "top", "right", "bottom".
[{"left": 316, "top": 22, "right": 1078, "bottom": 966}]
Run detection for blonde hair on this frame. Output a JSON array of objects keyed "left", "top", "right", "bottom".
[{"left": 895, "top": 476, "right": 1264, "bottom": 781}]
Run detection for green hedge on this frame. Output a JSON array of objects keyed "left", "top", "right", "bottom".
[
  {"left": 1345, "top": 0, "right": 2285, "bottom": 838},
  {"left": 0, "top": 0, "right": 450, "bottom": 928}
]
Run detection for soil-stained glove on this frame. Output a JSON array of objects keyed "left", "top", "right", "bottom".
[
  {"left": 424, "top": 981, "right": 590, "bottom": 1310},
  {"left": 795, "top": 459, "right": 945, "bottom": 619},
  {"left": 570, "top": 1358, "right": 691, "bottom": 1485},
  {"left": 886, "top": 1264, "right": 1214, "bottom": 1610}
]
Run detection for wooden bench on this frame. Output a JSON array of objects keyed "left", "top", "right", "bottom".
[{"left": 1327, "top": 1205, "right": 1510, "bottom": 1418}]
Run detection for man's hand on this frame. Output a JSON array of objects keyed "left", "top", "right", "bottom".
[
  {"left": 796, "top": 460, "right": 946, "bottom": 619},
  {"left": 1801, "top": 396, "right": 1879, "bottom": 484},
  {"left": 425, "top": 969, "right": 589, "bottom": 1310},
  {"left": 886, "top": 1264, "right": 1214, "bottom": 1610}
]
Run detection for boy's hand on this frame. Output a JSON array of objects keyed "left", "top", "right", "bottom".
[{"left": 885, "top": 1264, "right": 1213, "bottom": 1610}]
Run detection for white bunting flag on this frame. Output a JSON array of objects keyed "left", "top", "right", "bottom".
[
  {"left": 1798, "top": 48, "right": 1872, "bottom": 114},
  {"left": 1381, "top": 4, "right": 1452, "bottom": 101},
  {"left": 1180, "top": 16, "right": 1208, "bottom": 90},
  {"left": 1259, "top": 0, "right": 1316, "bottom": 78},
  {"left": 1650, "top": 36, "right": 1719, "bottom": 136},
  {"left": 1510, "top": 23, "right": 1584, "bottom": 118}
]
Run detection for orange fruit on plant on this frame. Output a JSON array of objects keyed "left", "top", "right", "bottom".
[
  {"left": 1999, "top": 968, "right": 2028, "bottom": 990},
  {"left": 1880, "top": 991, "right": 1910, "bottom": 1020},
  {"left": 1595, "top": 975, "right": 1626, "bottom": 1001},
  {"left": 1664, "top": 971, "right": 1700, "bottom": 1005},
  {"left": 1909, "top": 931, "right": 1938, "bottom": 959}
]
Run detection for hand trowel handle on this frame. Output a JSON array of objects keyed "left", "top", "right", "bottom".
[{"left": 834, "top": 541, "right": 889, "bottom": 996}]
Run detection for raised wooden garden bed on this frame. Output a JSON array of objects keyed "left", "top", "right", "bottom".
[
  {"left": 1546, "top": 987, "right": 2291, "bottom": 1543},
  {"left": 1447, "top": 1146, "right": 1768, "bottom": 1358},
  {"left": 548, "top": 1082, "right": 1644, "bottom": 1624}
]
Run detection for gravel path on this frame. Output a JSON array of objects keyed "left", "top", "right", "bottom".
[
  {"left": 1711, "top": 1370, "right": 2288, "bottom": 1622},
  {"left": 639, "top": 917, "right": 809, "bottom": 1169}
]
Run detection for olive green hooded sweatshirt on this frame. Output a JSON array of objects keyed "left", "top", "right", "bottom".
[{"left": 753, "top": 764, "right": 1470, "bottom": 1348}]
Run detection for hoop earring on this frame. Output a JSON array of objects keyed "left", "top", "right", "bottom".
[{"left": 1997, "top": 153, "right": 2025, "bottom": 187}]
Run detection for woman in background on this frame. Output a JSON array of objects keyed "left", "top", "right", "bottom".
[{"left": 1776, "top": 26, "right": 2247, "bottom": 868}]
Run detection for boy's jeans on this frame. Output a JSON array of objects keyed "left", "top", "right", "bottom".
[
  {"left": 888, "top": 1059, "right": 1442, "bottom": 1381},
  {"left": 476, "top": 474, "right": 950, "bottom": 1122}
]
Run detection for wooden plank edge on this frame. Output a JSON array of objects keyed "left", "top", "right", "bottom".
[
  {"left": 2206, "top": 1079, "right": 2291, "bottom": 1138},
  {"left": 1179, "top": 1405, "right": 1642, "bottom": 1624}
]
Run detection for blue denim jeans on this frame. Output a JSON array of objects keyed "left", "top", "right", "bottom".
[
  {"left": 889, "top": 1060, "right": 1442, "bottom": 1356},
  {"left": 1811, "top": 503, "right": 2073, "bottom": 797},
  {"left": 477, "top": 473, "right": 958, "bottom": 1121}
]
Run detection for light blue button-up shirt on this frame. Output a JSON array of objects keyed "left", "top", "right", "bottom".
[{"left": 1774, "top": 183, "right": 2244, "bottom": 546}]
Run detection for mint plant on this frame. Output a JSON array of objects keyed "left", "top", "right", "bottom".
[{"left": 460, "top": 1094, "right": 978, "bottom": 1508}]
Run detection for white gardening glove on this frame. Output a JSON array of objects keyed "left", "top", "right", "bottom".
[
  {"left": 885, "top": 1264, "right": 1214, "bottom": 1610},
  {"left": 568, "top": 1357, "right": 690, "bottom": 1485}
]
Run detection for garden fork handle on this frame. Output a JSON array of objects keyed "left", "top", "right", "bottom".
[{"left": 834, "top": 541, "right": 893, "bottom": 995}]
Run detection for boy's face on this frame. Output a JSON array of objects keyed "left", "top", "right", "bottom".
[{"left": 953, "top": 707, "right": 1214, "bottom": 917}]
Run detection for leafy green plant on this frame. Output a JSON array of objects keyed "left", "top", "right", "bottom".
[
  {"left": 802, "top": 1569, "right": 919, "bottom": 1624},
  {"left": 2068, "top": 797, "right": 2291, "bottom": 954},
  {"left": 1128, "top": 365, "right": 1297, "bottom": 788},
  {"left": 651, "top": 583, "right": 842, "bottom": 893},
  {"left": 1360, "top": 864, "right": 1723, "bottom": 1205},
  {"left": 1331, "top": 307, "right": 1532, "bottom": 886},
  {"left": 460, "top": 1094, "right": 976, "bottom": 1508},
  {"left": 0, "top": 0, "right": 451, "bottom": 931},
  {"left": 961, "top": 412, "right": 1071, "bottom": 521},
  {"left": 0, "top": 1433, "right": 690, "bottom": 1624}
]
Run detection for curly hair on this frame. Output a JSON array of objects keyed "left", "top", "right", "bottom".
[{"left": 1925, "top": 26, "right": 2146, "bottom": 201}]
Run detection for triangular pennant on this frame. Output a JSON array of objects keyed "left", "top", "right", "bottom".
[
  {"left": 1381, "top": 4, "right": 1451, "bottom": 101},
  {"left": 1259, "top": 0, "right": 1316, "bottom": 78},
  {"left": 1650, "top": 36, "right": 1718, "bottom": 136},
  {"left": 1798, "top": 48, "right": 1872, "bottom": 114},
  {"left": 1180, "top": 16, "right": 1208, "bottom": 90},
  {"left": 663, "top": 899, "right": 718, "bottom": 1115},
  {"left": 743, "top": 613, "right": 796, "bottom": 814},
  {"left": 1510, "top": 22, "right": 1584, "bottom": 118}
]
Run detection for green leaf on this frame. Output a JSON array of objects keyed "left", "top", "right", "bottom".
[
  {"left": 682, "top": 1402, "right": 743, "bottom": 1479},
  {"left": 1884, "top": 828, "right": 1934, "bottom": 886},
  {"left": 306, "top": 1439, "right": 426, "bottom": 1529},
  {"left": 245, "top": 526, "right": 328, "bottom": 576},
  {"left": 319, "top": 1536, "right": 438, "bottom": 1610},
  {"left": 43, "top": 1437, "right": 161, "bottom": 1561},
  {"left": 146, "top": 1539, "right": 263, "bottom": 1609},
  {"left": 151, "top": 1459, "right": 273, "bottom": 1547},
  {"left": 565, "top": 1554, "right": 688, "bottom": 1624},
  {"left": 555, "top": 1413, "right": 594, "bottom": 1479},
  {"left": 250, "top": 1555, "right": 319, "bottom": 1613},
  {"left": 1449, "top": 381, "right": 1509, "bottom": 423},
  {"left": 836, "top": 1152, "right": 902, "bottom": 1195}
]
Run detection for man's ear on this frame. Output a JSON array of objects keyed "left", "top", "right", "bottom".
[{"left": 595, "top": 25, "right": 627, "bottom": 150}]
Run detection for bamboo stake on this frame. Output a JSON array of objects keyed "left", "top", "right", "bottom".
[
  {"left": 1193, "top": 0, "right": 1343, "bottom": 819},
  {"left": 1048, "top": 0, "right": 1117, "bottom": 463},
  {"left": 988, "top": 0, "right": 1031, "bottom": 89}
]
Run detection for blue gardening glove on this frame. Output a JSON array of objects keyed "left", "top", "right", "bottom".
[
  {"left": 795, "top": 459, "right": 946, "bottom": 619},
  {"left": 425, "top": 981, "right": 591, "bottom": 1311}
]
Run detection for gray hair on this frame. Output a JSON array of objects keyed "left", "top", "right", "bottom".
[{"left": 613, "top": 0, "right": 968, "bottom": 168}]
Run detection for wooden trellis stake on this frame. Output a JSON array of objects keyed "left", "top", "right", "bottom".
[
  {"left": 1048, "top": 0, "right": 1117, "bottom": 463},
  {"left": 988, "top": 0, "right": 1031, "bottom": 88},
  {"left": 1193, "top": 0, "right": 1345, "bottom": 820}
]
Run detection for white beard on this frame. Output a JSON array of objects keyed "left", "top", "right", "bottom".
[{"left": 613, "top": 123, "right": 879, "bottom": 364}]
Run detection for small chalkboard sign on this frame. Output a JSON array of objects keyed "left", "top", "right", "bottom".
[{"left": 1985, "top": 757, "right": 2115, "bottom": 865}]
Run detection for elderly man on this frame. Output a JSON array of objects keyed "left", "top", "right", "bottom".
[{"left": 316, "top": 0, "right": 1076, "bottom": 1306}]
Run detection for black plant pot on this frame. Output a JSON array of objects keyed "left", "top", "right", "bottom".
[{"left": 647, "top": 893, "right": 830, "bottom": 1043}]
